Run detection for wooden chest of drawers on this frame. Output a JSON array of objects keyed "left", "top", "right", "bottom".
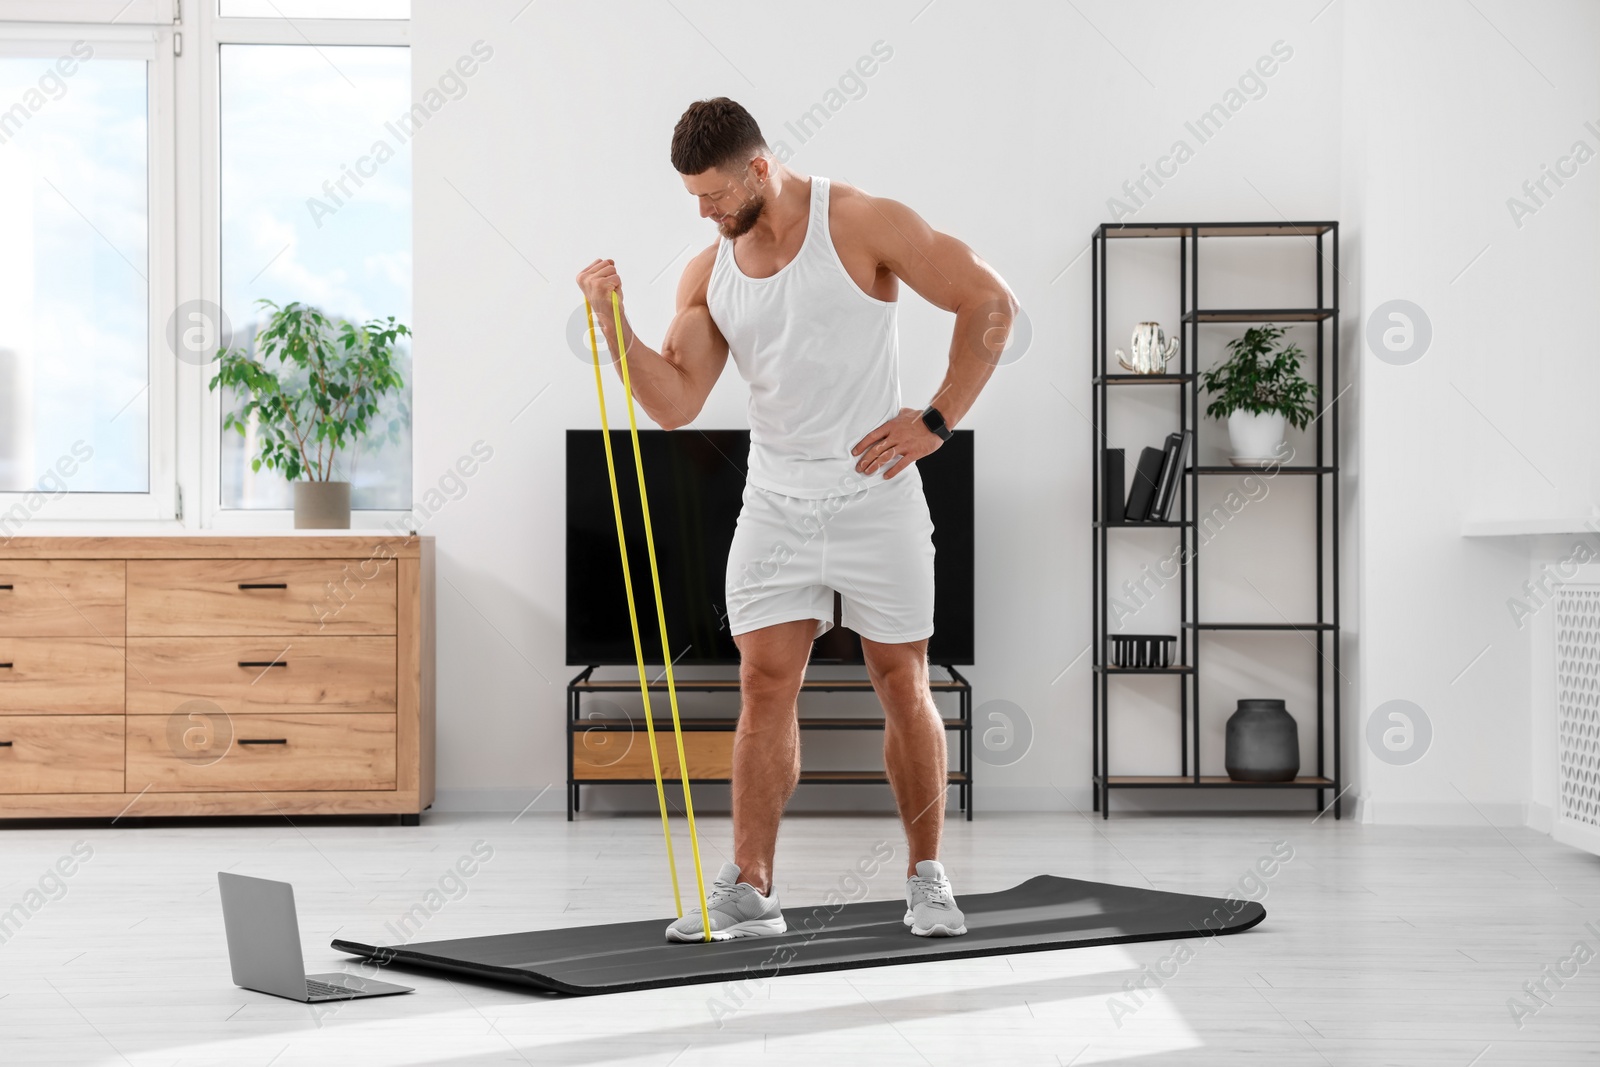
[{"left": 0, "top": 536, "right": 434, "bottom": 821}]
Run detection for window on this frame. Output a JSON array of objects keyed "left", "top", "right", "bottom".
[
  {"left": 0, "top": 29, "right": 172, "bottom": 528},
  {"left": 0, "top": 50, "right": 151, "bottom": 494},
  {"left": 218, "top": 1, "right": 408, "bottom": 17},
  {"left": 0, "top": 3, "right": 411, "bottom": 527},
  {"left": 217, "top": 43, "right": 411, "bottom": 510}
]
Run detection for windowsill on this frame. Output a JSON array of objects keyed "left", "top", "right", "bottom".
[{"left": 1462, "top": 516, "right": 1600, "bottom": 537}]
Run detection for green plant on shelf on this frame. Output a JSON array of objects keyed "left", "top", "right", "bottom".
[{"left": 1199, "top": 324, "right": 1317, "bottom": 429}]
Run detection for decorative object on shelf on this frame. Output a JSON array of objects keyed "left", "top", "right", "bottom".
[
  {"left": 209, "top": 299, "right": 410, "bottom": 529},
  {"left": 1199, "top": 324, "right": 1317, "bottom": 466},
  {"left": 1103, "top": 448, "right": 1127, "bottom": 523},
  {"left": 1115, "top": 321, "right": 1179, "bottom": 375},
  {"left": 1224, "top": 698, "right": 1300, "bottom": 782},
  {"left": 1110, "top": 633, "right": 1174, "bottom": 668},
  {"left": 1226, "top": 411, "right": 1284, "bottom": 467}
]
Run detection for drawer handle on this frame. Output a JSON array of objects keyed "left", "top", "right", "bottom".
[
  {"left": 239, "top": 738, "right": 288, "bottom": 745},
  {"left": 0, "top": 584, "right": 12, "bottom": 590},
  {"left": 0, "top": 741, "right": 12, "bottom": 747},
  {"left": 0, "top": 663, "right": 12, "bottom": 670},
  {"left": 237, "top": 661, "right": 288, "bottom": 669},
  {"left": 238, "top": 582, "right": 288, "bottom": 590}
]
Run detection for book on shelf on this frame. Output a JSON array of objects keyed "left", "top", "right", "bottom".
[
  {"left": 1152, "top": 430, "right": 1192, "bottom": 521},
  {"left": 1103, "top": 448, "right": 1126, "bottom": 523},
  {"left": 1149, "top": 433, "right": 1181, "bottom": 521},
  {"left": 1124, "top": 446, "right": 1166, "bottom": 521}
]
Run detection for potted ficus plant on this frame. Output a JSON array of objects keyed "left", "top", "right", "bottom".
[
  {"left": 210, "top": 299, "right": 410, "bottom": 528},
  {"left": 1199, "top": 324, "right": 1318, "bottom": 466}
]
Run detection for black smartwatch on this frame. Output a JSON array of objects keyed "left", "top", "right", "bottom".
[{"left": 920, "top": 406, "right": 952, "bottom": 442}]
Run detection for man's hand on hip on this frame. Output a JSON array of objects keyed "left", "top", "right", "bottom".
[{"left": 852, "top": 407, "right": 943, "bottom": 479}]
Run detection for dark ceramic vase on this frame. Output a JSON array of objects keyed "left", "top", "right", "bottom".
[{"left": 1225, "top": 699, "right": 1299, "bottom": 782}]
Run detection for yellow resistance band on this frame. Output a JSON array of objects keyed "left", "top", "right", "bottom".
[{"left": 585, "top": 291, "right": 712, "bottom": 943}]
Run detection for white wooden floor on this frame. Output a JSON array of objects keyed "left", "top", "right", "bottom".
[{"left": 1, "top": 808, "right": 1597, "bottom": 1066}]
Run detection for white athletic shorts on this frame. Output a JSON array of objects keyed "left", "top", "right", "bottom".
[{"left": 724, "top": 466, "right": 935, "bottom": 645}]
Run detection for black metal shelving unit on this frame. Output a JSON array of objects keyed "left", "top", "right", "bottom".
[
  {"left": 1091, "top": 221, "right": 1342, "bottom": 819},
  {"left": 566, "top": 666, "right": 973, "bottom": 821}
]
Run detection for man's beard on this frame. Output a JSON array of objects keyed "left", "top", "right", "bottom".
[{"left": 718, "top": 195, "right": 765, "bottom": 239}]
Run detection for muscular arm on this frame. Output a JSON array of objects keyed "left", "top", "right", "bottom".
[
  {"left": 578, "top": 246, "right": 729, "bottom": 430},
  {"left": 845, "top": 190, "right": 1019, "bottom": 478},
  {"left": 862, "top": 195, "right": 1017, "bottom": 428}
]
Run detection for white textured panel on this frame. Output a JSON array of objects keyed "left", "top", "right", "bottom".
[{"left": 1555, "top": 586, "right": 1600, "bottom": 831}]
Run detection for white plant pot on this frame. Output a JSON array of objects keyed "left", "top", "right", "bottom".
[{"left": 1226, "top": 410, "right": 1287, "bottom": 465}]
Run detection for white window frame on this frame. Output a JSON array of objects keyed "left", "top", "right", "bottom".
[
  {"left": 0, "top": 22, "right": 179, "bottom": 524},
  {"left": 0, "top": 1, "right": 175, "bottom": 23},
  {"left": 0, "top": 3, "right": 411, "bottom": 532},
  {"left": 194, "top": 5, "right": 410, "bottom": 531}
]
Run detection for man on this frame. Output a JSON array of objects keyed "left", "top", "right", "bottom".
[{"left": 575, "top": 97, "right": 1015, "bottom": 943}]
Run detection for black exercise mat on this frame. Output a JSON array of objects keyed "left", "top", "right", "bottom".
[{"left": 333, "top": 875, "right": 1265, "bottom": 996}]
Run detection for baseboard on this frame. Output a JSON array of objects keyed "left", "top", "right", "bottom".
[
  {"left": 432, "top": 787, "right": 568, "bottom": 815},
  {"left": 1552, "top": 817, "right": 1600, "bottom": 857},
  {"left": 1359, "top": 797, "right": 1529, "bottom": 826}
]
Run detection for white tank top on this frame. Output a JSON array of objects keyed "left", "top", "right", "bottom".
[{"left": 706, "top": 176, "right": 905, "bottom": 499}]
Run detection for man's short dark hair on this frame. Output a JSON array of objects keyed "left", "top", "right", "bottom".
[{"left": 671, "top": 97, "right": 769, "bottom": 175}]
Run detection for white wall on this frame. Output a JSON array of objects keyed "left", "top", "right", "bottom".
[
  {"left": 410, "top": 0, "right": 1596, "bottom": 823},
  {"left": 1346, "top": 0, "right": 1600, "bottom": 826}
]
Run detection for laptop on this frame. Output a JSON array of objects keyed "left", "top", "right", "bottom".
[{"left": 218, "top": 872, "right": 413, "bottom": 1002}]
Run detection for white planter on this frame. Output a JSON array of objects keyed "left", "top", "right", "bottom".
[{"left": 1226, "top": 410, "right": 1287, "bottom": 465}]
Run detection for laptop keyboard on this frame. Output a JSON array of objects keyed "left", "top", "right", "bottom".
[{"left": 306, "top": 978, "right": 356, "bottom": 998}]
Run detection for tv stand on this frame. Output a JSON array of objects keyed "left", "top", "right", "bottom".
[{"left": 566, "top": 665, "right": 973, "bottom": 821}]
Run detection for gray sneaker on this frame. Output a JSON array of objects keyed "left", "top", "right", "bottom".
[
  {"left": 664, "top": 862, "right": 787, "bottom": 943},
  {"left": 904, "top": 859, "right": 967, "bottom": 937}
]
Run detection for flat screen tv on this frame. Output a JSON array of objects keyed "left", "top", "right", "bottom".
[{"left": 567, "top": 429, "right": 974, "bottom": 666}]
